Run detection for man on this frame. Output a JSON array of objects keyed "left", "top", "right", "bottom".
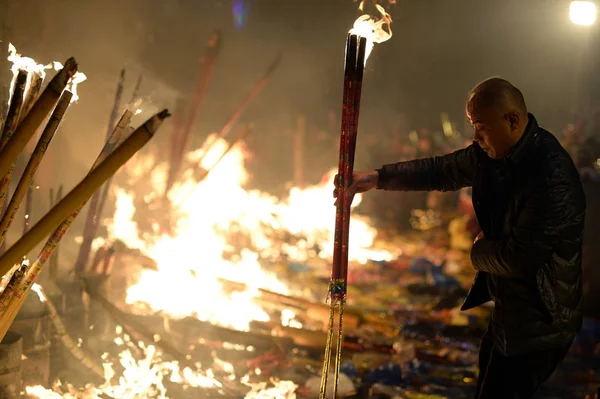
[{"left": 337, "top": 78, "right": 586, "bottom": 398}]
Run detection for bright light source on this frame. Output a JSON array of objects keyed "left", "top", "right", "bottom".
[{"left": 570, "top": 1, "right": 597, "bottom": 26}]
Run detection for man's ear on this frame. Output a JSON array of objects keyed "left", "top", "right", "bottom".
[{"left": 505, "top": 112, "right": 519, "bottom": 131}]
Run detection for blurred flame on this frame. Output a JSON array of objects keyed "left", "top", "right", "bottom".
[
  {"left": 349, "top": 4, "right": 392, "bottom": 62},
  {"left": 31, "top": 283, "right": 46, "bottom": 302},
  {"left": 108, "top": 134, "right": 390, "bottom": 331}
]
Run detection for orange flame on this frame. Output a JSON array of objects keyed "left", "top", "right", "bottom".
[{"left": 349, "top": 4, "right": 393, "bottom": 63}]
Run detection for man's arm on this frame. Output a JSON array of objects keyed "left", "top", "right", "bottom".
[
  {"left": 376, "top": 145, "right": 478, "bottom": 192},
  {"left": 470, "top": 162, "right": 584, "bottom": 278}
]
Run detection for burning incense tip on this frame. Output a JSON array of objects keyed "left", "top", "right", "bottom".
[
  {"left": 349, "top": 4, "right": 392, "bottom": 63},
  {"left": 52, "top": 59, "right": 86, "bottom": 102},
  {"left": 57, "top": 57, "right": 78, "bottom": 82}
]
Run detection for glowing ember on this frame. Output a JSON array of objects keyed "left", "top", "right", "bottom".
[
  {"left": 107, "top": 134, "right": 390, "bottom": 331},
  {"left": 52, "top": 61, "right": 87, "bottom": 103},
  {"left": 245, "top": 379, "right": 297, "bottom": 399},
  {"left": 349, "top": 4, "right": 392, "bottom": 62},
  {"left": 25, "top": 328, "right": 297, "bottom": 399}
]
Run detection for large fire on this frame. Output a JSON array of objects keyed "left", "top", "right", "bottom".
[
  {"left": 108, "top": 134, "right": 391, "bottom": 331},
  {"left": 9, "top": 1, "right": 396, "bottom": 396}
]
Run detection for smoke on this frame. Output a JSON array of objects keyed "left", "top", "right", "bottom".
[{"left": 0, "top": 0, "right": 595, "bottom": 198}]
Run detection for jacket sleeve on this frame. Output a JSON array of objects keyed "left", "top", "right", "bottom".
[
  {"left": 376, "top": 145, "right": 477, "bottom": 192},
  {"left": 470, "top": 160, "right": 583, "bottom": 278}
]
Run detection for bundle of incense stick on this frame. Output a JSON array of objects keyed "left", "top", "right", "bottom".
[
  {"left": 319, "top": 33, "right": 366, "bottom": 399},
  {"left": 0, "top": 91, "right": 73, "bottom": 248},
  {"left": 0, "top": 58, "right": 77, "bottom": 178},
  {"left": 0, "top": 110, "right": 169, "bottom": 340}
]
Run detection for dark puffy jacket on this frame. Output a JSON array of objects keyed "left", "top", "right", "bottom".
[{"left": 376, "top": 114, "right": 585, "bottom": 356}]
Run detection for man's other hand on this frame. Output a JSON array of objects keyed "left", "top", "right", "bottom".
[{"left": 333, "top": 171, "right": 379, "bottom": 206}]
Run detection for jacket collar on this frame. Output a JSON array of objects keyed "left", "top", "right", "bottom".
[{"left": 505, "top": 113, "right": 538, "bottom": 166}]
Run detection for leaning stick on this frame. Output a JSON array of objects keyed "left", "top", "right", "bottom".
[
  {"left": 128, "top": 74, "right": 143, "bottom": 106},
  {"left": 0, "top": 70, "right": 28, "bottom": 147},
  {"left": 0, "top": 92, "right": 73, "bottom": 247},
  {"left": 164, "top": 31, "right": 222, "bottom": 195},
  {"left": 48, "top": 185, "right": 63, "bottom": 283},
  {"left": 0, "top": 71, "right": 28, "bottom": 216},
  {"left": 19, "top": 72, "right": 44, "bottom": 125},
  {"left": 73, "top": 110, "right": 133, "bottom": 275},
  {"left": 105, "top": 69, "right": 126, "bottom": 139},
  {"left": 0, "top": 58, "right": 77, "bottom": 178},
  {"left": 91, "top": 125, "right": 136, "bottom": 261},
  {"left": 23, "top": 185, "right": 33, "bottom": 234},
  {"left": 189, "top": 55, "right": 281, "bottom": 173},
  {"left": 0, "top": 109, "right": 169, "bottom": 278},
  {"left": 34, "top": 283, "right": 106, "bottom": 379}
]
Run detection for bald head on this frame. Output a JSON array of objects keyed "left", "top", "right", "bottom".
[
  {"left": 466, "top": 78, "right": 529, "bottom": 159},
  {"left": 468, "top": 77, "right": 528, "bottom": 117}
]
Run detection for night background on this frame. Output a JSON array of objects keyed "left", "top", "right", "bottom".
[{"left": 0, "top": 1, "right": 598, "bottom": 398}]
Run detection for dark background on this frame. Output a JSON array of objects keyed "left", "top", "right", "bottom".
[{"left": 0, "top": 0, "right": 598, "bottom": 191}]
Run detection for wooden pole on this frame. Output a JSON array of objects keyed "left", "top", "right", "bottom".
[
  {"left": 0, "top": 92, "right": 72, "bottom": 248},
  {"left": 0, "top": 109, "right": 170, "bottom": 278},
  {"left": 0, "top": 58, "right": 77, "bottom": 178},
  {"left": 48, "top": 185, "right": 63, "bottom": 283},
  {"left": 73, "top": 110, "right": 133, "bottom": 275}
]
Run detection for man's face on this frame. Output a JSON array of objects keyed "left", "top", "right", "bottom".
[{"left": 466, "top": 101, "right": 514, "bottom": 160}]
